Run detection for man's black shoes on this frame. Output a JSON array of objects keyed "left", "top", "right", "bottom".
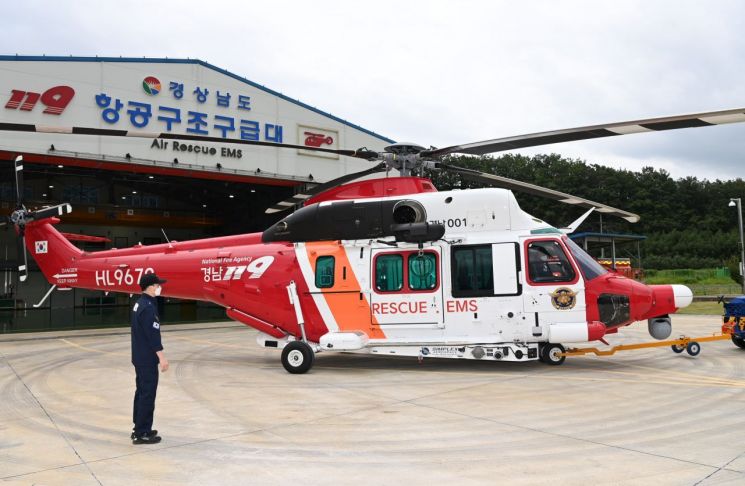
[
  {"left": 131, "top": 429, "right": 158, "bottom": 439},
  {"left": 132, "top": 433, "right": 162, "bottom": 445},
  {"left": 131, "top": 430, "right": 161, "bottom": 444}
]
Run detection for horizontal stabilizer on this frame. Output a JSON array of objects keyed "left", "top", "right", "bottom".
[{"left": 60, "top": 232, "right": 111, "bottom": 243}]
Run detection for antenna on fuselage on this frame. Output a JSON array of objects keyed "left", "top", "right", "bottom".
[
  {"left": 161, "top": 228, "right": 172, "bottom": 248},
  {"left": 560, "top": 207, "right": 596, "bottom": 234}
]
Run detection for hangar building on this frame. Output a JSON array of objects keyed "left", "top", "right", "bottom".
[{"left": 0, "top": 56, "right": 393, "bottom": 331}]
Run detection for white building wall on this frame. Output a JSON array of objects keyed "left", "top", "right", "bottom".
[{"left": 0, "top": 57, "right": 393, "bottom": 184}]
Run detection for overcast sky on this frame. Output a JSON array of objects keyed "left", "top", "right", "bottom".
[{"left": 5, "top": 0, "right": 745, "bottom": 181}]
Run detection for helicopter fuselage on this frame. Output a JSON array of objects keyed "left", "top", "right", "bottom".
[{"left": 22, "top": 185, "right": 692, "bottom": 367}]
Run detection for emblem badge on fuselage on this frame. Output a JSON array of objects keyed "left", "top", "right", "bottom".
[{"left": 550, "top": 287, "right": 577, "bottom": 310}]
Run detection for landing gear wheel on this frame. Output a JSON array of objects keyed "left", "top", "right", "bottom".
[
  {"left": 538, "top": 345, "right": 547, "bottom": 363},
  {"left": 686, "top": 341, "right": 701, "bottom": 356},
  {"left": 732, "top": 335, "right": 745, "bottom": 349},
  {"left": 541, "top": 343, "right": 566, "bottom": 366},
  {"left": 671, "top": 344, "right": 685, "bottom": 353},
  {"left": 281, "top": 341, "right": 314, "bottom": 374}
]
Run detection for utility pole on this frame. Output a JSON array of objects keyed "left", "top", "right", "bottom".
[{"left": 730, "top": 198, "right": 745, "bottom": 294}]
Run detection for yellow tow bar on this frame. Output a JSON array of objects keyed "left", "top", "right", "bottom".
[{"left": 560, "top": 331, "right": 733, "bottom": 358}]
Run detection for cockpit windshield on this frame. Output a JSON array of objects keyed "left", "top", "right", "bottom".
[{"left": 564, "top": 237, "right": 608, "bottom": 281}]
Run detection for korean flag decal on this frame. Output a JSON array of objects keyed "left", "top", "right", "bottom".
[{"left": 35, "top": 240, "right": 48, "bottom": 254}]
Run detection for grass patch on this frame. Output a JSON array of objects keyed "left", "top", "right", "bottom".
[
  {"left": 644, "top": 268, "right": 734, "bottom": 285},
  {"left": 688, "top": 284, "right": 742, "bottom": 296},
  {"left": 676, "top": 301, "right": 725, "bottom": 315},
  {"left": 643, "top": 268, "right": 741, "bottom": 295}
]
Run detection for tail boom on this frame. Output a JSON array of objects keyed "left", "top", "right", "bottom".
[{"left": 23, "top": 218, "right": 83, "bottom": 287}]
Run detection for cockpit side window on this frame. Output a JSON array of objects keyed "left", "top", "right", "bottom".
[{"left": 527, "top": 240, "right": 576, "bottom": 283}]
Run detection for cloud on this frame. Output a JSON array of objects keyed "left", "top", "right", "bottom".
[{"left": 4, "top": 0, "right": 745, "bottom": 180}]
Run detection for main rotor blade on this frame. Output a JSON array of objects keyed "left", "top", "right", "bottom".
[
  {"left": 422, "top": 107, "right": 745, "bottom": 157},
  {"left": 438, "top": 162, "right": 640, "bottom": 223},
  {"left": 0, "top": 123, "right": 381, "bottom": 160},
  {"left": 29, "top": 203, "right": 72, "bottom": 221},
  {"left": 14, "top": 155, "right": 24, "bottom": 205},
  {"left": 265, "top": 162, "right": 388, "bottom": 214}
]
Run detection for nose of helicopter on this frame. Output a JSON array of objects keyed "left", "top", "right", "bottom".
[
  {"left": 645, "top": 284, "right": 693, "bottom": 319},
  {"left": 670, "top": 284, "right": 693, "bottom": 308}
]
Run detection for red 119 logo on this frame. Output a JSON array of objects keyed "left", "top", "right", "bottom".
[{"left": 5, "top": 85, "right": 75, "bottom": 115}]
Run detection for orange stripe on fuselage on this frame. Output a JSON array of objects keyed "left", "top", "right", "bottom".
[{"left": 305, "top": 242, "right": 385, "bottom": 339}]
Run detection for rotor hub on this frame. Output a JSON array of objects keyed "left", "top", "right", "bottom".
[
  {"left": 10, "top": 208, "right": 28, "bottom": 226},
  {"left": 384, "top": 143, "right": 427, "bottom": 155},
  {"left": 381, "top": 144, "right": 429, "bottom": 176}
]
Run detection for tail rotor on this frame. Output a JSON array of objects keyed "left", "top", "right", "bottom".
[
  {"left": 16, "top": 231, "right": 28, "bottom": 282},
  {"left": 9, "top": 156, "right": 29, "bottom": 281},
  {"left": 3, "top": 155, "right": 72, "bottom": 282},
  {"left": 14, "top": 154, "right": 24, "bottom": 206}
]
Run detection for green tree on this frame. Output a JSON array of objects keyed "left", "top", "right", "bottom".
[{"left": 424, "top": 153, "right": 745, "bottom": 269}]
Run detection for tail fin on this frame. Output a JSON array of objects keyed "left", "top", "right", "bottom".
[{"left": 23, "top": 218, "right": 83, "bottom": 283}]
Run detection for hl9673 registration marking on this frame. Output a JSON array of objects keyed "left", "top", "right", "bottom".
[{"left": 95, "top": 267, "right": 154, "bottom": 287}]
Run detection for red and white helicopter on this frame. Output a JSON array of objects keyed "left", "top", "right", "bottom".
[{"left": 2, "top": 107, "right": 744, "bottom": 373}]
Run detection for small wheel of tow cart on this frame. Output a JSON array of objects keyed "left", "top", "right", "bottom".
[
  {"left": 686, "top": 341, "right": 701, "bottom": 356},
  {"left": 541, "top": 343, "right": 566, "bottom": 365},
  {"left": 671, "top": 344, "right": 685, "bottom": 354}
]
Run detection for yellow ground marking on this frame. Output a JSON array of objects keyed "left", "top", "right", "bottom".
[
  {"left": 170, "top": 335, "right": 246, "bottom": 349},
  {"left": 526, "top": 372, "right": 745, "bottom": 389},
  {"left": 604, "top": 362, "right": 745, "bottom": 387},
  {"left": 563, "top": 342, "right": 745, "bottom": 386},
  {"left": 59, "top": 338, "right": 128, "bottom": 357}
]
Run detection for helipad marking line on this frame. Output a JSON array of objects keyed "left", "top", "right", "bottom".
[
  {"left": 614, "top": 360, "right": 745, "bottom": 386},
  {"left": 59, "top": 338, "right": 128, "bottom": 357},
  {"left": 582, "top": 366, "right": 745, "bottom": 387},
  {"left": 526, "top": 373, "right": 745, "bottom": 389},
  {"left": 579, "top": 358, "right": 745, "bottom": 387},
  {"left": 170, "top": 335, "right": 245, "bottom": 349}
]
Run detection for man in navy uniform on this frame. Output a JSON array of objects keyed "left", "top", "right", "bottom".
[{"left": 131, "top": 273, "right": 169, "bottom": 444}]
